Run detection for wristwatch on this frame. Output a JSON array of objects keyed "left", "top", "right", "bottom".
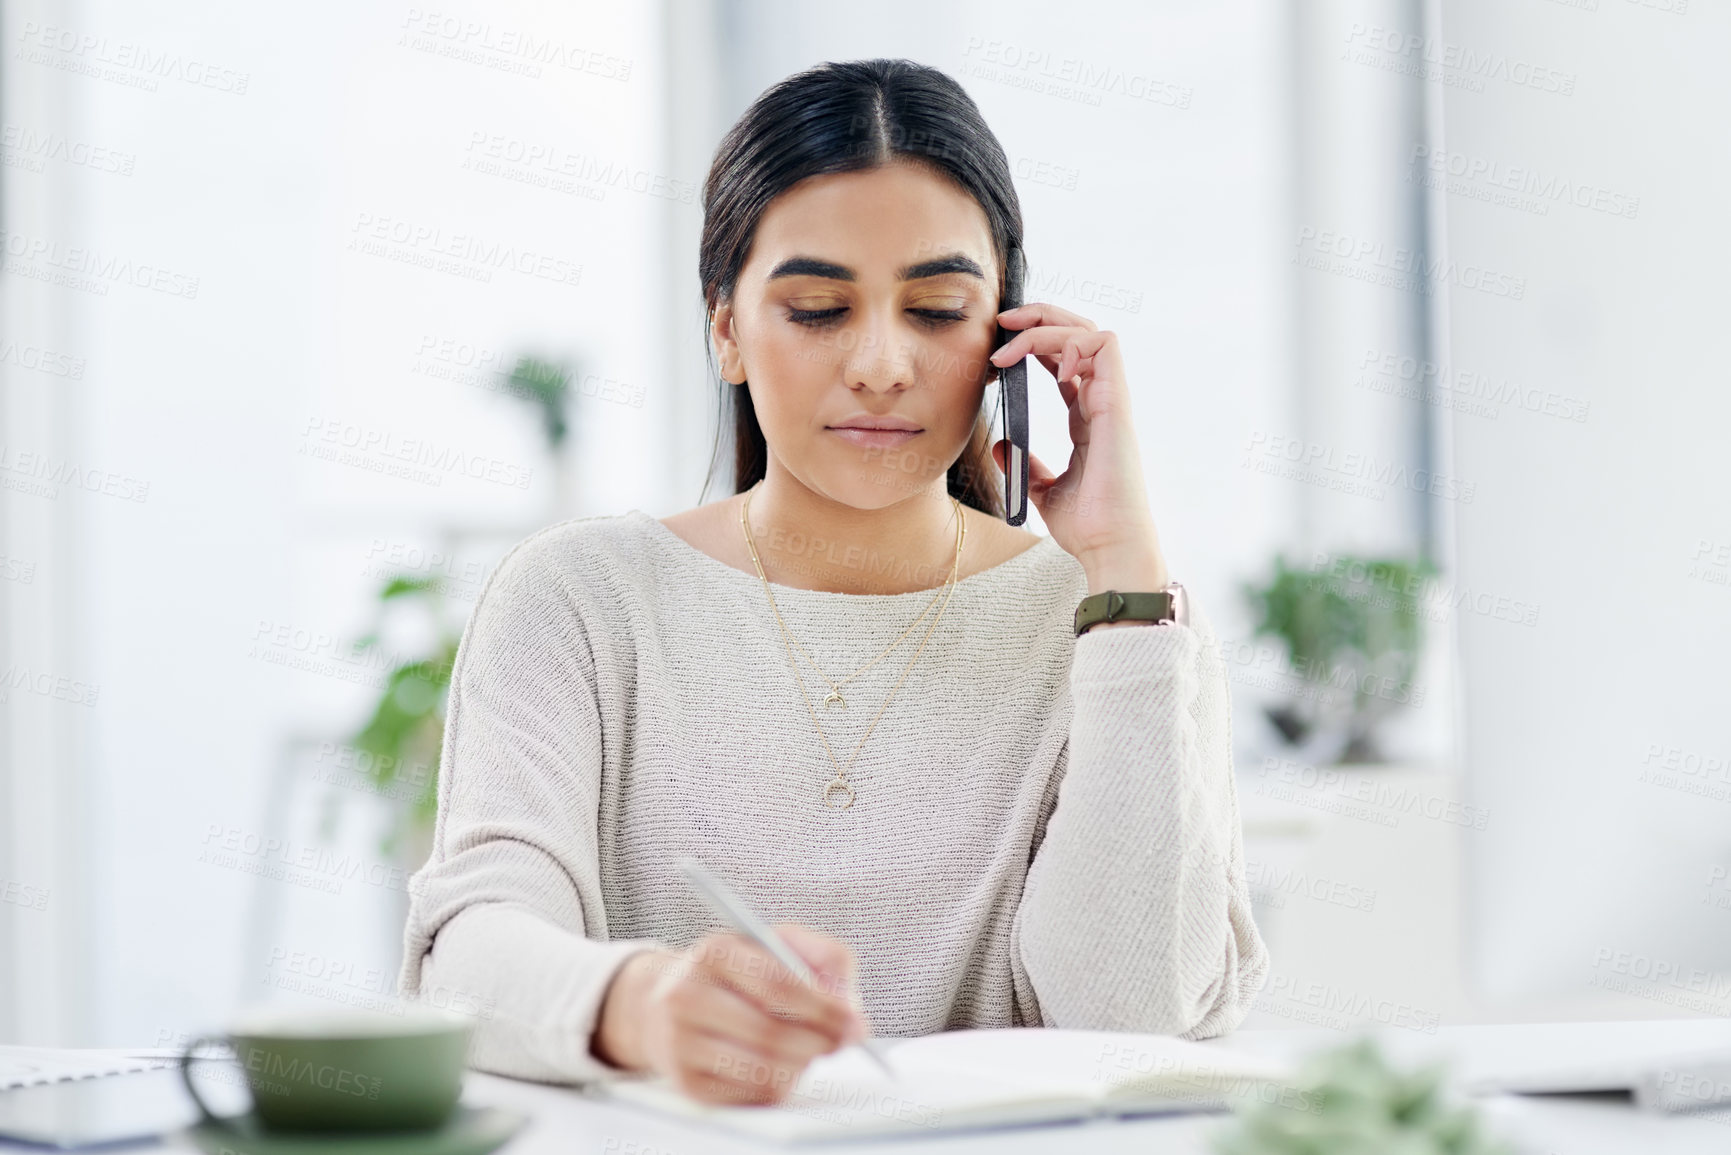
[{"left": 1074, "top": 583, "right": 1188, "bottom": 636}]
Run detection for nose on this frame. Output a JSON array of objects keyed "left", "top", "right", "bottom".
[{"left": 845, "top": 312, "right": 915, "bottom": 395}]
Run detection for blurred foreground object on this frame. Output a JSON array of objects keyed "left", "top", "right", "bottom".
[{"left": 1215, "top": 1038, "right": 1510, "bottom": 1155}]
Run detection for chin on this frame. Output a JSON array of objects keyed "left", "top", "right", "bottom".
[{"left": 805, "top": 464, "right": 936, "bottom": 511}]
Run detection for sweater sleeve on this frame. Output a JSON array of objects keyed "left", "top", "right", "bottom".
[
  {"left": 396, "top": 541, "right": 665, "bottom": 1084},
  {"left": 1008, "top": 594, "right": 1270, "bottom": 1038}
]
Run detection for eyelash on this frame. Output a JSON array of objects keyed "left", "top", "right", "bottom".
[{"left": 786, "top": 307, "right": 966, "bottom": 328}]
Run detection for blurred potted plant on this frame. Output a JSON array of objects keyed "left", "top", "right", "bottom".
[
  {"left": 1214, "top": 1038, "right": 1511, "bottom": 1155},
  {"left": 1242, "top": 553, "right": 1435, "bottom": 764},
  {"left": 340, "top": 575, "right": 460, "bottom": 864},
  {"left": 324, "top": 355, "right": 576, "bottom": 865},
  {"left": 504, "top": 354, "right": 577, "bottom": 453}
]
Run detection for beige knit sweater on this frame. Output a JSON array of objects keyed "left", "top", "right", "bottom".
[{"left": 398, "top": 509, "right": 1269, "bottom": 1084}]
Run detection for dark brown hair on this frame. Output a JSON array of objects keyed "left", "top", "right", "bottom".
[{"left": 697, "top": 59, "right": 1024, "bottom": 515}]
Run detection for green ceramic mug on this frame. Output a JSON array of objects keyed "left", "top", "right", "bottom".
[{"left": 178, "top": 1006, "right": 472, "bottom": 1133}]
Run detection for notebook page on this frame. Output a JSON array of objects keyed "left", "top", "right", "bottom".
[
  {"left": 893, "top": 1028, "right": 1292, "bottom": 1108},
  {"left": 601, "top": 1042, "right": 1098, "bottom": 1142},
  {"left": 1090, "top": 1033, "right": 1293, "bottom": 1109},
  {"left": 0, "top": 1047, "right": 172, "bottom": 1091}
]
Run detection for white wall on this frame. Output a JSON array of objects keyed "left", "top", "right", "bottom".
[
  {"left": 1437, "top": 0, "right": 1731, "bottom": 1003},
  {"left": 1, "top": 0, "right": 679, "bottom": 1045}
]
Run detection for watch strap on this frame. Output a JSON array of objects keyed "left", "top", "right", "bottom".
[{"left": 1074, "top": 587, "right": 1183, "bottom": 636}]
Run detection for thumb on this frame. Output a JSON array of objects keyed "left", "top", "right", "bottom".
[
  {"left": 1024, "top": 449, "right": 1069, "bottom": 511},
  {"left": 997, "top": 440, "right": 1062, "bottom": 496},
  {"left": 1025, "top": 448, "right": 1060, "bottom": 490}
]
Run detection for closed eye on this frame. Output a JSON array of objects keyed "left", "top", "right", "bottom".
[
  {"left": 786, "top": 306, "right": 847, "bottom": 325},
  {"left": 909, "top": 308, "right": 967, "bottom": 326},
  {"left": 784, "top": 307, "right": 968, "bottom": 327}
]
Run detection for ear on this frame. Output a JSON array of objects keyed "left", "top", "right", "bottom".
[
  {"left": 711, "top": 302, "right": 746, "bottom": 385},
  {"left": 982, "top": 348, "right": 1002, "bottom": 386}
]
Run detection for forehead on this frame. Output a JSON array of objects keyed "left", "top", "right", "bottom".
[{"left": 745, "top": 161, "right": 995, "bottom": 277}]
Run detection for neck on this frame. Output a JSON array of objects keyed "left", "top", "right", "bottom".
[{"left": 743, "top": 462, "right": 962, "bottom": 595}]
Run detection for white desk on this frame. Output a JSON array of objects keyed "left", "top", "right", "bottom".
[{"left": 71, "top": 1019, "right": 1731, "bottom": 1155}]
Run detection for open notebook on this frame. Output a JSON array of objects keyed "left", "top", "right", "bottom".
[{"left": 597, "top": 1028, "right": 1293, "bottom": 1143}]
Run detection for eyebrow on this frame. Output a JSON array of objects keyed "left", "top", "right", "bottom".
[{"left": 765, "top": 253, "right": 986, "bottom": 282}]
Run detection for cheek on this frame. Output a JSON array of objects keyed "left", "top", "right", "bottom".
[
  {"left": 751, "top": 320, "right": 845, "bottom": 386},
  {"left": 920, "top": 328, "right": 993, "bottom": 414},
  {"left": 929, "top": 323, "right": 994, "bottom": 385},
  {"left": 742, "top": 336, "right": 828, "bottom": 443}
]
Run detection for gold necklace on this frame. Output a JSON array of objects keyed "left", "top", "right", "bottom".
[
  {"left": 739, "top": 492, "right": 958, "bottom": 708},
  {"left": 740, "top": 488, "right": 966, "bottom": 809}
]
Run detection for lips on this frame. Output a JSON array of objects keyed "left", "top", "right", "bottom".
[
  {"left": 827, "top": 414, "right": 923, "bottom": 449},
  {"left": 829, "top": 427, "right": 921, "bottom": 449}
]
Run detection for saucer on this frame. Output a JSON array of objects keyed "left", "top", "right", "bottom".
[{"left": 181, "top": 1105, "right": 526, "bottom": 1155}]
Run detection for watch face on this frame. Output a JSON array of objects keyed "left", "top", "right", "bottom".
[{"left": 1169, "top": 583, "right": 1190, "bottom": 627}]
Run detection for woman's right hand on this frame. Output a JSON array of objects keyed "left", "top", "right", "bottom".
[{"left": 591, "top": 925, "right": 871, "bottom": 1105}]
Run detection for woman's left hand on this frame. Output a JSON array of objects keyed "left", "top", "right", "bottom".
[{"left": 989, "top": 303, "right": 1170, "bottom": 594}]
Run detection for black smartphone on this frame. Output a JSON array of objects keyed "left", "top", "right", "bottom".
[{"left": 995, "top": 246, "right": 1030, "bottom": 526}]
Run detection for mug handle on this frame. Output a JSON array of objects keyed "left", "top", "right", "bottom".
[{"left": 179, "top": 1034, "right": 241, "bottom": 1127}]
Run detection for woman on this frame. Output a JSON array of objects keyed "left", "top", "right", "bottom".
[{"left": 399, "top": 57, "right": 1268, "bottom": 1107}]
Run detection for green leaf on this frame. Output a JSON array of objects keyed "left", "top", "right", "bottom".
[
  {"left": 507, "top": 355, "right": 574, "bottom": 451},
  {"left": 335, "top": 573, "right": 463, "bottom": 859},
  {"left": 1242, "top": 552, "right": 1436, "bottom": 756},
  {"left": 1212, "top": 1039, "right": 1513, "bottom": 1155},
  {"left": 379, "top": 575, "right": 443, "bottom": 600}
]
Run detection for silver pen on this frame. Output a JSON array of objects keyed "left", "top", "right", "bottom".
[{"left": 677, "top": 856, "right": 896, "bottom": 1078}]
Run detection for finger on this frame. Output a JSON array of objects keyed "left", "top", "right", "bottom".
[
  {"left": 673, "top": 1057, "right": 788, "bottom": 1107},
  {"left": 1024, "top": 354, "right": 1107, "bottom": 427},
  {"left": 681, "top": 1030, "right": 817, "bottom": 1105},
  {"left": 762, "top": 926, "right": 863, "bottom": 1030},
  {"left": 1052, "top": 371, "right": 1081, "bottom": 411},
  {"left": 1030, "top": 352, "right": 1067, "bottom": 383},
  {"left": 670, "top": 981, "right": 838, "bottom": 1064},
  {"left": 997, "top": 332, "right": 1119, "bottom": 395},
  {"left": 775, "top": 924, "right": 857, "bottom": 999},
  {"left": 777, "top": 931, "right": 868, "bottom": 1044},
  {"left": 690, "top": 936, "right": 855, "bottom": 1042},
  {"left": 997, "top": 302, "right": 1099, "bottom": 332},
  {"left": 1056, "top": 336, "right": 1107, "bottom": 387},
  {"left": 675, "top": 1070, "right": 777, "bottom": 1108},
  {"left": 691, "top": 1025, "right": 829, "bottom": 1096},
  {"left": 993, "top": 333, "right": 1086, "bottom": 388},
  {"left": 1007, "top": 353, "right": 1085, "bottom": 412},
  {"left": 989, "top": 324, "right": 1096, "bottom": 367}
]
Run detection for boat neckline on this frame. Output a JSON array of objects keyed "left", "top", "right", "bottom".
[{"left": 626, "top": 507, "right": 1061, "bottom": 603}]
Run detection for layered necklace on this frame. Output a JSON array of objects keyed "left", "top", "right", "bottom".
[{"left": 739, "top": 487, "right": 966, "bottom": 810}]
